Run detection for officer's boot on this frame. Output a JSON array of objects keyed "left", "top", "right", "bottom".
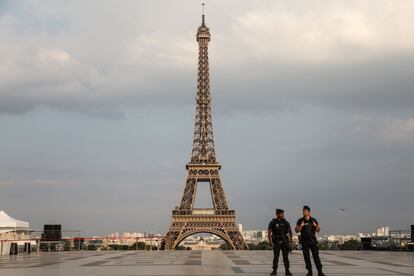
[
  {"left": 270, "top": 269, "right": 277, "bottom": 275},
  {"left": 306, "top": 269, "right": 313, "bottom": 276},
  {"left": 317, "top": 270, "right": 326, "bottom": 276},
  {"left": 285, "top": 268, "right": 292, "bottom": 275}
]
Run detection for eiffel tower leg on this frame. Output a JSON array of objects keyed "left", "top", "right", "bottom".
[
  {"left": 179, "top": 177, "right": 196, "bottom": 210},
  {"left": 164, "top": 230, "right": 179, "bottom": 250},
  {"left": 210, "top": 177, "right": 228, "bottom": 210},
  {"left": 227, "top": 230, "right": 249, "bottom": 250}
]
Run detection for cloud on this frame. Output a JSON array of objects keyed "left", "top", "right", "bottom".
[
  {"left": 352, "top": 114, "right": 374, "bottom": 132},
  {"left": 32, "top": 179, "right": 59, "bottom": 187},
  {"left": 232, "top": 0, "right": 414, "bottom": 64},
  {"left": 0, "top": 179, "right": 14, "bottom": 188},
  {"left": 353, "top": 115, "right": 414, "bottom": 145},
  {"left": 0, "top": 45, "right": 105, "bottom": 113},
  {"left": 0, "top": 0, "right": 413, "bottom": 116},
  {"left": 126, "top": 32, "right": 195, "bottom": 67},
  {"left": 380, "top": 118, "right": 414, "bottom": 144},
  {"left": 37, "top": 48, "right": 73, "bottom": 64},
  {"left": 1, "top": 1, "right": 413, "bottom": 235}
]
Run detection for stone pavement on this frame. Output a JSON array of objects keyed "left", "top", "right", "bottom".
[{"left": 0, "top": 250, "right": 413, "bottom": 276}]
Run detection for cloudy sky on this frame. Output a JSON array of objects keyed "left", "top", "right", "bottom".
[{"left": 1, "top": 0, "right": 413, "bottom": 236}]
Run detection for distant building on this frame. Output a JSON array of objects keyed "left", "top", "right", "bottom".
[
  {"left": 372, "top": 236, "right": 390, "bottom": 249},
  {"left": 242, "top": 230, "right": 267, "bottom": 244},
  {"left": 389, "top": 230, "right": 411, "bottom": 249},
  {"left": 238, "top": 224, "right": 243, "bottom": 232},
  {"left": 376, "top": 226, "right": 390, "bottom": 237},
  {"left": 317, "top": 234, "right": 360, "bottom": 250}
]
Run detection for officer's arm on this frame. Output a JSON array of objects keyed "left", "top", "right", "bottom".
[
  {"left": 287, "top": 223, "right": 293, "bottom": 241},
  {"left": 268, "top": 229, "right": 273, "bottom": 246},
  {"left": 295, "top": 219, "right": 302, "bottom": 233},
  {"left": 314, "top": 219, "right": 321, "bottom": 233}
]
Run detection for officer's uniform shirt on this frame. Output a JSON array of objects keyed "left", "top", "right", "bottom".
[
  {"left": 268, "top": 218, "right": 292, "bottom": 242},
  {"left": 296, "top": 217, "right": 318, "bottom": 241}
]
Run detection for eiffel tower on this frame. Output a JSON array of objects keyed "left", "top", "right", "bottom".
[{"left": 165, "top": 7, "right": 248, "bottom": 250}]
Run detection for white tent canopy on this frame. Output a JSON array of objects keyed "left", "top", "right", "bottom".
[{"left": 0, "top": 210, "right": 29, "bottom": 233}]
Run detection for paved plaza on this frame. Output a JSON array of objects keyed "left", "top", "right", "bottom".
[{"left": 0, "top": 250, "right": 413, "bottom": 276}]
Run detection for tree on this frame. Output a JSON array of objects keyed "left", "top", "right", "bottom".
[
  {"left": 340, "top": 240, "right": 362, "bottom": 250},
  {"left": 248, "top": 241, "right": 272, "bottom": 250},
  {"left": 62, "top": 240, "right": 71, "bottom": 251},
  {"left": 129, "top": 242, "right": 146, "bottom": 250},
  {"left": 108, "top": 244, "right": 129, "bottom": 250},
  {"left": 219, "top": 243, "right": 231, "bottom": 250},
  {"left": 87, "top": 244, "right": 97, "bottom": 251}
]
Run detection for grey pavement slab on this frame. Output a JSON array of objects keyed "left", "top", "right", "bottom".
[{"left": 0, "top": 250, "right": 413, "bottom": 276}]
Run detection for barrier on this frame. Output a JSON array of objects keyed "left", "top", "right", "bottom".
[{"left": 1, "top": 235, "right": 167, "bottom": 253}]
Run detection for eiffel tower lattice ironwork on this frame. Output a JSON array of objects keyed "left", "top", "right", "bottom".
[{"left": 165, "top": 10, "right": 248, "bottom": 250}]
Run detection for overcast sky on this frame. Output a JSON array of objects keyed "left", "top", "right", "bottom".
[{"left": 0, "top": 0, "right": 413, "bottom": 236}]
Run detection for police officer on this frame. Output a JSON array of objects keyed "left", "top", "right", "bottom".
[
  {"left": 295, "top": 206, "right": 325, "bottom": 276},
  {"left": 268, "top": 209, "right": 293, "bottom": 276}
]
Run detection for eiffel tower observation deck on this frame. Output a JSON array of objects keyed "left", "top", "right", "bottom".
[{"left": 165, "top": 5, "right": 248, "bottom": 250}]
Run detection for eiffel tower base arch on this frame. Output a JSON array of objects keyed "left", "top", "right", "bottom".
[{"left": 165, "top": 211, "right": 248, "bottom": 250}]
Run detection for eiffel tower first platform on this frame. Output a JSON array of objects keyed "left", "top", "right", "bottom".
[{"left": 165, "top": 9, "right": 248, "bottom": 250}]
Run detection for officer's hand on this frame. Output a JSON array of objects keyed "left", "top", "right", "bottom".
[
  {"left": 313, "top": 221, "right": 318, "bottom": 227},
  {"left": 301, "top": 221, "right": 305, "bottom": 227}
]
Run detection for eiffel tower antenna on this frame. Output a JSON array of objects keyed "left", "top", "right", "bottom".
[
  {"left": 165, "top": 7, "right": 248, "bottom": 250},
  {"left": 201, "top": 3, "right": 206, "bottom": 27}
]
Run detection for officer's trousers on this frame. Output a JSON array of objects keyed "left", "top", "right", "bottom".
[
  {"left": 301, "top": 239, "right": 322, "bottom": 272},
  {"left": 273, "top": 241, "right": 290, "bottom": 270}
]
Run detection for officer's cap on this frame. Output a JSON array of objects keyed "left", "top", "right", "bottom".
[{"left": 276, "top": 209, "right": 284, "bottom": 214}]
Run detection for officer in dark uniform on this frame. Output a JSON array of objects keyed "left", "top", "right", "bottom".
[
  {"left": 295, "top": 206, "right": 325, "bottom": 276},
  {"left": 268, "top": 209, "right": 293, "bottom": 276}
]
